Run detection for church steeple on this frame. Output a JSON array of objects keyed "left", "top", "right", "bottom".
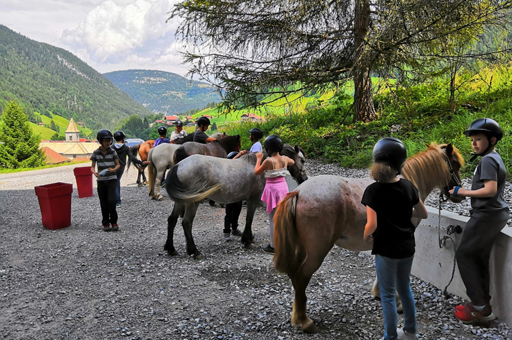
[{"left": 65, "top": 118, "right": 80, "bottom": 142}]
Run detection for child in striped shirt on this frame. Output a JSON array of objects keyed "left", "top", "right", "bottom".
[{"left": 91, "top": 129, "right": 120, "bottom": 232}]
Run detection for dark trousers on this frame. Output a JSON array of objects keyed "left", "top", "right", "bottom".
[
  {"left": 456, "top": 209, "right": 509, "bottom": 305},
  {"left": 224, "top": 201, "right": 243, "bottom": 233},
  {"left": 115, "top": 164, "right": 126, "bottom": 204},
  {"left": 97, "top": 179, "right": 118, "bottom": 225}
]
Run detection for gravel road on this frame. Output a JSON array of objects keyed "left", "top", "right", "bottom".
[{"left": 1, "top": 160, "right": 511, "bottom": 340}]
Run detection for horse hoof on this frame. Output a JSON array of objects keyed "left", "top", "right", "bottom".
[
  {"left": 138, "top": 183, "right": 143, "bottom": 187},
  {"left": 302, "top": 319, "right": 318, "bottom": 334},
  {"left": 169, "top": 250, "right": 179, "bottom": 256},
  {"left": 193, "top": 254, "right": 204, "bottom": 260}
]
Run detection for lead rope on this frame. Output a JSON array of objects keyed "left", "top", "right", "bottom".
[{"left": 438, "top": 192, "right": 458, "bottom": 297}]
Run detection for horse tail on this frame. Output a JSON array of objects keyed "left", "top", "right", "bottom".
[
  {"left": 273, "top": 191, "right": 304, "bottom": 276},
  {"left": 165, "top": 164, "right": 220, "bottom": 203},
  {"left": 147, "top": 148, "right": 156, "bottom": 197},
  {"left": 127, "top": 144, "right": 141, "bottom": 171},
  {"left": 173, "top": 146, "right": 189, "bottom": 164}
]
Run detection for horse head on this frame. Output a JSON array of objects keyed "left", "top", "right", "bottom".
[
  {"left": 439, "top": 143, "right": 465, "bottom": 203},
  {"left": 281, "top": 144, "right": 308, "bottom": 184},
  {"left": 218, "top": 135, "right": 241, "bottom": 153}
]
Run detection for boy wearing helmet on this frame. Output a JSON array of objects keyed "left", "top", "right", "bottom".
[
  {"left": 254, "top": 135, "right": 295, "bottom": 253},
  {"left": 193, "top": 116, "right": 216, "bottom": 143},
  {"left": 91, "top": 130, "right": 120, "bottom": 232},
  {"left": 362, "top": 137, "right": 428, "bottom": 340},
  {"left": 449, "top": 118, "right": 509, "bottom": 324},
  {"left": 112, "top": 130, "right": 146, "bottom": 207},
  {"left": 232, "top": 127, "right": 263, "bottom": 159},
  {"left": 154, "top": 126, "right": 171, "bottom": 147},
  {"left": 170, "top": 120, "right": 188, "bottom": 142}
]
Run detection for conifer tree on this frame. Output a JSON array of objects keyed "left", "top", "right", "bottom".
[{"left": 0, "top": 101, "right": 46, "bottom": 169}]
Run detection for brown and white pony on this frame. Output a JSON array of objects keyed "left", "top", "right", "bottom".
[{"left": 273, "top": 143, "right": 464, "bottom": 333}]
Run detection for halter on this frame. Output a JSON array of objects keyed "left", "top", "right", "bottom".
[{"left": 439, "top": 147, "right": 462, "bottom": 202}]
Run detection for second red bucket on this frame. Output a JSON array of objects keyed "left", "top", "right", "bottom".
[{"left": 73, "top": 166, "right": 93, "bottom": 198}]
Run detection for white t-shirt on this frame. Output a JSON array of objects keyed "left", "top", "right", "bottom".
[
  {"left": 170, "top": 130, "right": 188, "bottom": 141},
  {"left": 250, "top": 141, "right": 262, "bottom": 153}
]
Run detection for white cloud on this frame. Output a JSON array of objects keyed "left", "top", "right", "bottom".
[{"left": 62, "top": 0, "right": 181, "bottom": 65}]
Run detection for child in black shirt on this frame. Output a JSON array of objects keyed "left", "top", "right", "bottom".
[{"left": 362, "top": 137, "right": 428, "bottom": 340}]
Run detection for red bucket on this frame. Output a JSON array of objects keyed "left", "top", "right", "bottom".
[
  {"left": 73, "top": 166, "right": 93, "bottom": 198},
  {"left": 34, "top": 182, "right": 73, "bottom": 230}
]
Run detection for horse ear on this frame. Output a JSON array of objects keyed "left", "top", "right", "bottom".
[
  {"left": 446, "top": 143, "right": 454, "bottom": 155},
  {"left": 237, "top": 135, "right": 240, "bottom": 140},
  {"left": 425, "top": 143, "right": 430, "bottom": 148},
  {"left": 223, "top": 132, "right": 226, "bottom": 136},
  {"left": 295, "top": 145, "right": 299, "bottom": 153}
]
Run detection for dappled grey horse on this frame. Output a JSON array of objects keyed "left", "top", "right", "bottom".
[{"left": 164, "top": 144, "right": 308, "bottom": 259}]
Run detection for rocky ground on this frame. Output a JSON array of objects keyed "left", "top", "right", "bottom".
[{"left": 0, "top": 159, "right": 511, "bottom": 340}]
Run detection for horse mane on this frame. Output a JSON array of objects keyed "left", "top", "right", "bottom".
[
  {"left": 401, "top": 143, "right": 459, "bottom": 197},
  {"left": 240, "top": 152, "right": 258, "bottom": 164}
]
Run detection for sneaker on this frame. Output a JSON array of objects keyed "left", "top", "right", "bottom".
[
  {"left": 111, "top": 224, "right": 119, "bottom": 231},
  {"left": 454, "top": 303, "right": 496, "bottom": 323},
  {"left": 116, "top": 202, "right": 121, "bottom": 208},
  {"left": 397, "top": 328, "right": 418, "bottom": 340},
  {"left": 263, "top": 244, "right": 275, "bottom": 253},
  {"left": 231, "top": 229, "right": 243, "bottom": 237},
  {"left": 224, "top": 233, "right": 231, "bottom": 242},
  {"left": 103, "top": 223, "right": 111, "bottom": 232}
]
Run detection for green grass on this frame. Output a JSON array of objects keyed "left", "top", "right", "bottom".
[{"left": 30, "top": 113, "right": 93, "bottom": 140}]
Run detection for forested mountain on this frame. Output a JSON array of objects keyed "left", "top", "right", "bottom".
[
  {"left": 0, "top": 25, "right": 152, "bottom": 130},
  {"left": 103, "top": 70, "right": 222, "bottom": 115}
]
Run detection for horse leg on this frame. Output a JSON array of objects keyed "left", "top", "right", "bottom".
[
  {"left": 290, "top": 254, "right": 326, "bottom": 333},
  {"left": 154, "top": 167, "right": 163, "bottom": 200},
  {"left": 241, "top": 199, "right": 258, "bottom": 247},
  {"left": 372, "top": 276, "right": 403, "bottom": 313},
  {"left": 165, "top": 202, "right": 184, "bottom": 256},
  {"left": 137, "top": 170, "right": 143, "bottom": 186},
  {"left": 182, "top": 202, "right": 203, "bottom": 260},
  {"left": 142, "top": 168, "right": 148, "bottom": 185}
]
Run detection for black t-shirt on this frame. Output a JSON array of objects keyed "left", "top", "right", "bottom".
[
  {"left": 193, "top": 130, "right": 208, "bottom": 144},
  {"left": 361, "top": 178, "right": 419, "bottom": 259}
]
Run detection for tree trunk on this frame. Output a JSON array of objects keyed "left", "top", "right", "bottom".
[{"left": 353, "top": 0, "right": 376, "bottom": 123}]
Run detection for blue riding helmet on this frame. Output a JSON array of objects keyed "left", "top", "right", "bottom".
[{"left": 227, "top": 151, "right": 238, "bottom": 159}]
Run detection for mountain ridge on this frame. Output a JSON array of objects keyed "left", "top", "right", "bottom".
[
  {"left": 0, "top": 24, "right": 152, "bottom": 131},
  {"left": 103, "top": 69, "right": 222, "bottom": 115}
]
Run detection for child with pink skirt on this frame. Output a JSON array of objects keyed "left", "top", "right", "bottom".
[{"left": 254, "top": 135, "right": 295, "bottom": 253}]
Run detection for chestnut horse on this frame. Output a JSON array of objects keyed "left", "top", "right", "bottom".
[
  {"left": 128, "top": 140, "right": 155, "bottom": 186},
  {"left": 273, "top": 143, "right": 465, "bottom": 333}
]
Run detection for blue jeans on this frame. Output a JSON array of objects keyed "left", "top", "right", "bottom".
[
  {"left": 376, "top": 254, "right": 416, "bottom": 340},
  {"left": 115, "top": 164, "right": 126, "bottom": 204}
]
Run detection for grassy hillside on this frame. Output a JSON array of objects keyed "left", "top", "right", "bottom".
[
  {"left": 0, "top": 25, "right": 152, "bottom": 131},
  {"left": 219, "top": 63, "right": 512, "bottom": 177},
  {"left": 104, "top": 70, "right": 222, "bottom": 115}
]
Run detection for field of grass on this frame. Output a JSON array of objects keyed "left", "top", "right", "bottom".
[{"left": 30, "top": 113, "right": 93, "bottom": 140}]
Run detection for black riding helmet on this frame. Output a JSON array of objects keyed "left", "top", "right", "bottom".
[
  {"left": 97, "top": 129, "right": 113, "bottom": 144},
  {"left": 372, "top": 137, "right": 407, "bottom": 174},
  {"left": 174, "top": 120, "right": 183, "bottom": 127},
  {"left": 249, "top": 128, "right": 263, "bottom": 140},
  {"left": 196, "top": 116, "right": 211, "bottom": 127},
  {"left": 113, "top": 130, "right": 126, "bottom": 142},
  {"left": 157, "top": 126, "right": 167, "bottom": 136},
  {"left": 464, "top": 118, "right": 503, "bottom": 142},
  {"left": 264, "top": 134, "right": 284, "bottom": 154}
]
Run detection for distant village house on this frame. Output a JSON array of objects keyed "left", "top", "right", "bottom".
[
  {"left": 240, "top": 113, "right": 263, "bottom": 122},
  {"left": 39, "top": 118, "right": 97, "bottom": 162}
]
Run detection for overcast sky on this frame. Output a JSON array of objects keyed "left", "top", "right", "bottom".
[{"left": 0, "top": 0, "right": 189, "bottom": 76}]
